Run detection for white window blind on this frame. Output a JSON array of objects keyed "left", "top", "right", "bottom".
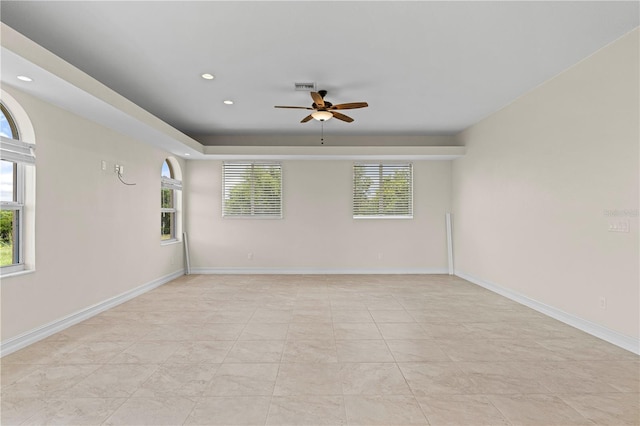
[
  {"left": 161, "top": 176, "right": 182, "bottom": 191},
  {"left": 353, "top": 163, "right": 413, "bottom": 218},
  {"left": 223, "top": 162, "right": 282, "bottom": 218},
  {"left": 0, "top": 136, "right": 35, "bottom": 165}
]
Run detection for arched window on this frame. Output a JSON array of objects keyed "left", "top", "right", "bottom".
[
  {"left": 1, "top": 99, "right": 35, "bottom": 274},
  {"left": 161, "top": 158, "right": 182, "bottom": 242}
]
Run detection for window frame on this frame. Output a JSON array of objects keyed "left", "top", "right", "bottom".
[
  {"left": 222, "top": 161, "right": 283, "bottom": 219},
  {"left": 1, "top": 103, "right": 27, "bottom": 274},
  {"left": 160, "top": 159, "right": 182, "bottom": 243},
  {"left": 352, "top": 162, "right": 414, "bottom": 219}
]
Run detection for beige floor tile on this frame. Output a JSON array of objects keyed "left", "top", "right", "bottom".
[
  {"left": 536, "top": 361, "right": 626, "bottom": 394},
  {"left": 292, "top": 309, "right": 332, "bottom": 323},
  {"left": 165, "top": 340, "right": 234, "bottom": 364},
  {"left": 205, "top": 363, "right": 279, "bottom": 396},
  {"left": 282, "top": 339, "right": 338, "bottom": 363},
  {"left": 560, "top": 392, "right": 640, "bottom": 425},
  {"left": 417, "top": 394, "right": 510, "bottom": 426},
  {"left": 133, "top": 363, "right": 219, "bottom": 397},
  {"left": 22, "top": 397, "right": 126, "bottom": 425},
  {"left": 1, "top": 341, "right": 78, "bottom": 365},
  {"left": 62, "top": 363, "right": 158, "bottom": 397},
  {"left": 377, "top": 323, "right": 432, "bottom": 340},
  {"left": 398, "top": 362, "right": 479, "bottom": 396},
  {"left": 331, "top": 310, "right": 374, "bottom": 323},
  {"left": 142, "top": 324, "right": 204, "bottom": 341},
  {"left": 225, "top": 340, "right": 285, "bottom": 363},
  {"left": 249, "top": 309, "right": 293, "bottom": 323},
  {"left": 334, "top": 323, "right": 383, "bottom": 340},
  {"left": 107, "top": 341, "right": 179, "bottom": 364},
  {"left": 239, "top": 323, "right": 290, "bottom": 340},
  {"left": 488, "top": 394, "right": 592, "bottom": 425},
  {"left": 537, "top": 337, "right": 640, "bottom": 360},
  {"left": 267, "top": 395, "right": 347, "bottom": 425},
  {"left": 370, "top": 310, "right": 416, "bottom": 323},
  {"left": 0, "top": 363, "right": 42, "bottom": 387},
  {"left": 335, "top": 339, "right": 395, "bottom": 362},
  {"left": 457, "top": 361, "right": 551, "bottom": 395},
  {"left": 274, "top": 362, "right": 342, "bottom": 395},
  {"left": 344, "top": 395, "right": 428, "bottom": 425},
  {"left": 103, "top": 396, "right": 196, "bottom": 425},
  {"left": 0, "top": 397, "right": 47, "bottom": 425},
  {"left": 3, "top": 274, "right": 638, "bottom": 426},
  {"left": 195, "top": 323, "right": 246, "bottom": 340},
  {"left": 205, "top": 309, "right": 254, "bottom": 323},
  {"left": 435, "top": 338, "right": 521, "bottom": 362},
  {"left": 287, "top": 322, "right": 335, "bottom": 340},
  {"left": 186, "top": 396, "right": 271, "bottom": 425},
  {"left": 385, "top": 339, "right": 450, "bottom": 362},
  {"left": 1, "top": 364, "right": 100, "bottom": 398},
  {"left": 54, "top": 341, "right": 131, "bottom": 364},
  {"left": 340, "top": 362, "right": 412, "bottom": 395}
]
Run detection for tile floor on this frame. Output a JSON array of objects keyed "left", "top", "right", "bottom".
[{"left": 1, "top": 274, "right": 638, "bottom": 425}]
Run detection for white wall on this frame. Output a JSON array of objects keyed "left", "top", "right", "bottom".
[
  {"left": 452, "top": 29, "right": 639, "bottom": 340},
  {"left": 1, "top": 86, "right": 185, "bottom": 341},
  {"left": 187, "top": 160, "right": 451, "bottom": 272}
]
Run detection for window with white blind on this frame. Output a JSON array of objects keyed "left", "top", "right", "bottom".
[
  {"left": 223, "top": 162, "right": 282, "bottom": 218},
  {"left": 161, "top": 158, "right": 182, "bottom": 242},
  {"left": 1, "top": 102, "right": 35, "bottom": 274},
  {"left": 353, "top": 163, "right": 413, "bottom": 219}
]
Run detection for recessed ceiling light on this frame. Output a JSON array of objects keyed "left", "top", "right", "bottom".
[
  {"left": 184, "top": 153, "right": 191, "bottom": 156},
  {"left": 223, "top": 100, "right": 234, "bottom": 105},
  {"left": 17, "top": 75, "right": 33, "bottom": 82},
  {"left": 201, "top": 73, "right": 215, "bottom": 80}
]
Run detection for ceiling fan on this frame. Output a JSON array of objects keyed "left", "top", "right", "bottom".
[{"left": 274, "top": 90, "right": 368, "bottom": 123}]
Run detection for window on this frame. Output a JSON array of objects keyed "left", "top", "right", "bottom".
[
  {"left": 1, "top": 102, "right": 35, "bottom": 273},
  {"left": 161, "top": 159, "right": 182, "bottom": 241},
  {"left": 353, "top": 163, "right": 413, "bottom": 218},
  {"left": 223, "top": 162, "right": 282, "bottom": 218}
]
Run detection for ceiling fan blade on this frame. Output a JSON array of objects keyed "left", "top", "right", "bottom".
[
  {"left": 310, "top": 92, "right": 325, "bottom": 108},
  {"left": 332, "top": 111, "right": 354, "bottom": 123},
  {"left": 329, "top": 102, "right": 368, "bottom": 110},
  {"left": 274, "top": 105, "right": 313, "bottom": 110},
  {"left": 301, "top": 114, "right": 314, "bottom": 123}
]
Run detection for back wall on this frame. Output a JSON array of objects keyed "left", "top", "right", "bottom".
[{"left": 186, "top": 160, "right": 451, "bottom": 273}]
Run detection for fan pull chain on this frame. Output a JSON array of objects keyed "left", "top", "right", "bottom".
[{"left": 321, "top": 121, "right": 324, "bottom": 144}]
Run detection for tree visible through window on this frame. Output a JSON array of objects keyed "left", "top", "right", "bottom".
[
  {"left": 353, "top": 163, "right": 413, "bottom": 218},
  {"left": 223, "top": 162, "right": 282, "bottom": 218}
]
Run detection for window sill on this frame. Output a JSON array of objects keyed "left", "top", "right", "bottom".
[
  {"left": 0, "top": 268, "right": 35, "bottom": 279},
  {"left": 353, "top": 216, "right": 414, "bottom": 220},
  {"left": 161, "top": 239, "right": 182, "bottom": 246}
]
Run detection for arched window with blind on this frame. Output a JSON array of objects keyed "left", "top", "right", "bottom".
[
  {"left": 161, "top": 158, "right": 182, "bottom": 242},
  {"left": 1, "top": 100, "right": 36, "bottom": 274}
]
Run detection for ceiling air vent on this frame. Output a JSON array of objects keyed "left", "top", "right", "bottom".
[{"left": 294, "top": 82, "right": 316, "bottom": 91}]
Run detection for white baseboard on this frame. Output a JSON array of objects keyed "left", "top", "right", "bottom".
[
  {"left": 455, "top": 270, "right": 640, "bottom": 355},
  {"left": 0, "top": 270, "right": 184, "bottom": 358},
  {"left": 191, "top": 267, "right": 449, "bottom": 275}
]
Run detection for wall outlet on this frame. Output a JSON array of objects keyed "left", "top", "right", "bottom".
[
  {"left": 247, "top": 252, "right": 253, "bottom": 260},
  {"left": 599, "top": 297, "right": 607, "bottom": 310},
  {"left": 101, "top": 160, "right": 107, "bottom": 171},
  {"left": 377, "top": 252, "right": 383, "bottom": 260},
  {"left": 608, "top": 221, "right": 629, "bottom": 232},
  {"left": 114, "top": 164, "right": 124, "bottom": 175}
]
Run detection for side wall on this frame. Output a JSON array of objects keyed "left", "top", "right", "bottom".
[
  {"left": 187, "top": 160, "right": 451, "bottom": 272},
  {"left": 452, "top": 30, "right": 639, "bottom": 340},
  {"left": 1, "top": 86, "right": 185, "bottom": 342}
]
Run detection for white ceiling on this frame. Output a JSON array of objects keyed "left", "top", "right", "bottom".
[{"left": 0, "top": 1, "right": 638, "bottom": 142}]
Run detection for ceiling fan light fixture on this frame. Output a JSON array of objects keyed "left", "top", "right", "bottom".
[{"left": 311, "top": 111, "right": 333, "bottom": 121}]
